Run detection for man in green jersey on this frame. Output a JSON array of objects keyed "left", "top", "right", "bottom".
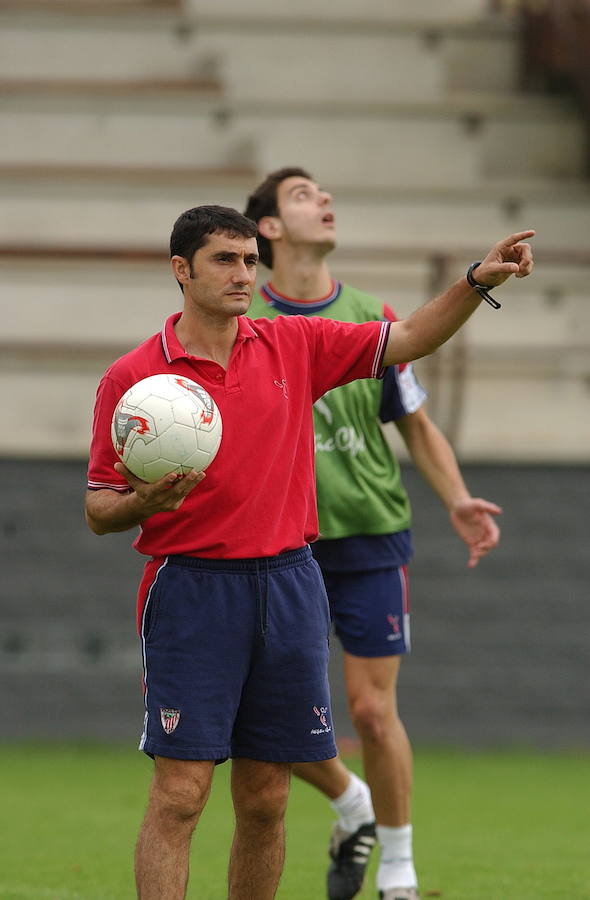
[{"left": 244, "top": 168, "right": 503, "bottom": 900}]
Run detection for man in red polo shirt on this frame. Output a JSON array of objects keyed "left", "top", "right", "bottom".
[{"left": 85, "top": 205, "right": 533, "bottom": 900}]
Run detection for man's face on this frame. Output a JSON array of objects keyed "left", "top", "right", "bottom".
[
  {"left": 181, "top": 231, "right": 259, "bottom": 319},
  {"left": 275, "top": 176, "right": 336, "bottom": 253}
]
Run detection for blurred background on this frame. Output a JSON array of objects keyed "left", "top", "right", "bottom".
[{"left": 1, "top": 0, "right": 589, "bottom": 749}]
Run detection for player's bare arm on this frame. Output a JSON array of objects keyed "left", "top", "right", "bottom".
[
  {"left": 383, "top": 230, "right": 535, "bottom": 366},
  {"left": 396, "top": 408, "right": 501, "bottom": 567},
  {"left": 84, "top": 464, "right": 204, "bottom": 535}
]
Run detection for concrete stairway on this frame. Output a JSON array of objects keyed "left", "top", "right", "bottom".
[{"left": 1, "top": 0, "right": 588, "bottom": 461}]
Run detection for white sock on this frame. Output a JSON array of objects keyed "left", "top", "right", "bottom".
[
  {"left": 330, "top": 771, "right": 375, "bottom": 833},
  {"left": 376, "top": 824, "right": 418, "bottom": 891}
]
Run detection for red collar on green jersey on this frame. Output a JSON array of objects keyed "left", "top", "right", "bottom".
[{"left": 260, "top": 280, "right": 342, "bottom": 315}]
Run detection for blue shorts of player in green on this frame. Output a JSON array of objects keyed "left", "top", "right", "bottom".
[{"left": 312, "top": 534, "right": 412, "bottom": 658}]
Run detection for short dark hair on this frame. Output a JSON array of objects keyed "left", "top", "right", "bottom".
[
  {"left": 244, "top": 167, "right": 313, "bottom": 268},
  {"left": 170, "top": 204, "right": 257, "bottom": 262},
  {"left": 169, "top": 205, "right": 258, "bottom": 294}
]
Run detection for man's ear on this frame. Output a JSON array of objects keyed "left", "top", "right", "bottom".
[
  {"left": 171, "top": 255, "right": 192, "bottom": 284},
  {"left": 257, "top": 216, "right": 283, "bottom": 241}
]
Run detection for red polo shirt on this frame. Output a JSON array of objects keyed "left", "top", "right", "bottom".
[{"left": 88, "top": 312, "right": 390, "bottom": 559}]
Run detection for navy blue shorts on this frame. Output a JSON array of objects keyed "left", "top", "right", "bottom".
[
  {"left": 322, "top": 565, "right": 411, "bottom": 658},
  {"left": 138, "top": 547, "right": 337, "bottom": 763}
]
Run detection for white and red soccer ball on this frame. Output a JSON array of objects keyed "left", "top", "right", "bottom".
[{"left": 111, "top": 373, "right": 222, "bottom": 483}]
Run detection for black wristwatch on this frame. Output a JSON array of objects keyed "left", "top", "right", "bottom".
[{"left": 466, "top": 261, "right": 502, "bottom": 309}]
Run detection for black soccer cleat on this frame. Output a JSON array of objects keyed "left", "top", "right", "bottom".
[{"left": 327, "top": 820, "right": 377, "bottom": 900}]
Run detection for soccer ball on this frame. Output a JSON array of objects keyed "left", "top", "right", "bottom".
[{"left": 111, "top": 373, "right": 222, "bottom": 483}]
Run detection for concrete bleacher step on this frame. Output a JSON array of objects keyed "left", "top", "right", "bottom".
[
  {"left": 231, "top": 30, "right": 522, "bottom": 100},
  {"left": 2, "top": 366, "right": 586, "bottom": 464},
  {"left": 0, "top": 91, "right": 256, "bottom": 171},
  {"left": 2, "top": 0, "right": 179, "bottom": 8},
  {"left": 434, "top": 357, "right": 590, "bottom": 462},
  {"left": 0, "top": 88, "right": 583, "bottom": 186},
  {"left": 170, "top": 21, "right": 519, "bottom": 101},
  {"left": 294, "top": 178, "right": 590, "bottom": 252},
  {"left": 245, "top": 97, "right": 584, "bottom": 186},
  {"left": 2, "top": 351, "right": 587, "bottom": 463},
  {"left": 2, "top": 249, "right": 588, "bottom": 355},
  {"left": 3, "top": 248, "right": 588, "bottom": 344},
  {"left": 183, "top": 0, "right": 493, "bottom": 26},
  {"left": 1, "top": 241, "right": 588, "bottom": 463},
  {"left": 0, "top": 6, "right": 518, "bottom": 100},
  {"left": 1, "top": 0, "right": 488, "bottom": 18},
  {"left": 0, "top": 252, "right": 427, "bottom": 349},
  {"left": 0, "top": 11, "right": 207, "bottom": 83},
  {"left": 1, "top": 163, "right": 589, "bottom": 254}
]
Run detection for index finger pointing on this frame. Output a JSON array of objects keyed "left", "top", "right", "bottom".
[{"left": 501, "top": 230, "right": 536, "bottom": 247}]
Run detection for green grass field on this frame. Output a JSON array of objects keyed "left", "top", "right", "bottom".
[{"left": 0, "top": 743, "right": 588, "bottom": 900}]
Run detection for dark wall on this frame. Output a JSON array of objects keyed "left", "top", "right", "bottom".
[
  {"left": 332, "top": 463, "right": 590, "bottom": 749},
  {"left": 1, "top": 459, "right": 588, "bottom": 748}
]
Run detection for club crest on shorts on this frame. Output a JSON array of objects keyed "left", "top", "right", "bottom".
[{"left": 160, "top": 708, "right": 181, "bottom": 735}]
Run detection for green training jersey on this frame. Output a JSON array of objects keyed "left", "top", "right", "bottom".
[{"left": 247, "top": 281, "right": 426, "bottom": 539}]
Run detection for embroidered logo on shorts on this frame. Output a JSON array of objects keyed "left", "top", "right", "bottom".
[
  {"left": 310, "top": 705, "right": 331, "bottom": 735},
  {"left": 160, "top": 708, "right": 181, "bottom": 735},
  {"left": 387, "top": 613, "right": 402, "bottom": 641}
]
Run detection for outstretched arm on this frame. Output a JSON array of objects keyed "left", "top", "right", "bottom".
[
  {"left": 383, "top": 230, "right": 535, "bottom": 366},
  {"left": 395, "top": 408, "right": 501, "bottom": 567}
]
